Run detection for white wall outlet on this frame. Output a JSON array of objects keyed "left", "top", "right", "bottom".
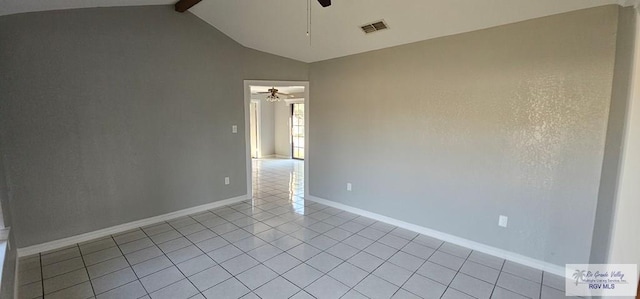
[
  {"left": 225, "top": 177, "right": 230, "bottom": 185},
  {"left": 232, "top": 125, "right": 238, "bottom": 134},
  {"left": 346, "top": 183, "right": 352, "bottom": 191},
  {"left": 498, "top": 215, "right": 508, "bottom": 228}
]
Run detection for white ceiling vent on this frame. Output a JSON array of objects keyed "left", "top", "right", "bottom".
[{"left": 360, "top": 20, "right": 389, "bottom": 34}]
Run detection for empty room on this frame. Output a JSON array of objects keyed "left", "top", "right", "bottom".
[{"left": 0, "top": 0, "right": 639, "bottom": 298}]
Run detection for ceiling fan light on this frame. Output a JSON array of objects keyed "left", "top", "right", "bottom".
[{"left": 266, "top": 94, "right": 280, "bottom": 102}]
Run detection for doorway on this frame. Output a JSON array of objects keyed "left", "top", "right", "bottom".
[
  {"left": 292, "top": 103, "right": 305, "bottom": 160},
  {"left": 243, "top": 80, "right": 309, "bottom": 199}
]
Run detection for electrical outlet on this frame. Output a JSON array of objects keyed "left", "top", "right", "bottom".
[
  {"left": 232, "top": 125, "right": 238, "bottom": 134},
  {"left": 347, "top": 183, "right": 352, "bottom": 191},
  {"left": 225, "top": 177, "right": 230, "bottom": 185},
  {"left": 498, "top": 215, "right": 508, "bottom": 228}
]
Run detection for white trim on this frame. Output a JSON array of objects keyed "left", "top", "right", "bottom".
[
  {"left": 245, "top": 82, "right": 253, "bottom": 197},
  {"left": 303, "top": 86, "right": 309, "bottom": 198},
  {"left": 243, "top": 80, "right": 310, "bottom": 201},
  {"left": 17, "top": 195, "right": 248, "bottom": 257},
  {"left": 275, "top": 155, "right": 291, "bottom": 159},
  {"left": 249, "top": 99, "right": 262, "bottom": 159},
  {"left": 306, "top": 195, "right": 566, "bottom": 276}
]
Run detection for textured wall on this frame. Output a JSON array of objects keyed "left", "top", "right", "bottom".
[
  {"left": 0, "top": 5, "right": 308, "bottom": 247},
  {"left": 590, "top": 7, "right": 636, "bottom": 264},
  {"left": 309, "top": 6, "right": 618, "bottom": 266}
]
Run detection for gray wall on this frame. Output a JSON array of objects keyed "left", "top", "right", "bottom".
[
  {"left": 590, "top": 7, "right": 636, "bottom": 264},
  {"left": 309, "top": 6, "right": 619, "bottom": 266},
  {"left": 243, "top": 48, "right": 309, "bottom": 82},
  {"left": 0, "top": 5, "right": 308, "bottom": 247}
]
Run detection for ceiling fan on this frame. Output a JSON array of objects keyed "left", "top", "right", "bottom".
[
  {"left": 258, "top": 87, "right": 290, "bottom": 102},
  {"left": 317, "top": 0, "right": 331, "bottom": 7}
]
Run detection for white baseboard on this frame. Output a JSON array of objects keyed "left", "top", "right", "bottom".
[
  {"left": 17, "top": 195, "right": 248, "bottom": 257},
  {"left": 275, "top": 155, "right": 291, "bottom": 159},
  {"left": 306, "top": 195, "right": 565, "bottom": 276}
]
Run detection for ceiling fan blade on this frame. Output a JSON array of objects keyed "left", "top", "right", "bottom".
[{"left": 317, "top": 0, "right": 331, "bottom": 7}]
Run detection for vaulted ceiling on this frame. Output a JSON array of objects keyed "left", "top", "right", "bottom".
[{"left": 0, "top": 0, "right": 635, "bottom": 62}]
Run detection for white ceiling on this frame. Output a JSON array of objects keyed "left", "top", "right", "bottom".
[{"left": 1, "top": 0, "right": 636, "bottom": 62}]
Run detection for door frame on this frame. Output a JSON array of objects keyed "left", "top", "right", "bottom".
[
  {"left": 243, "top": 80, "right": 310, "bottom": 199},
  {"left": 249, "top": 99, "right": 262, "bottom": 159}
]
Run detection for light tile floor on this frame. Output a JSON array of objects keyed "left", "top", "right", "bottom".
[{"left": 17, "top": 159, "right": 575, "bottom": 299}]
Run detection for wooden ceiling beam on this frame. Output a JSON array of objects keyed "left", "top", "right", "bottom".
[{"left": 175, "top": 0, "right": 202, "bottom": 12}]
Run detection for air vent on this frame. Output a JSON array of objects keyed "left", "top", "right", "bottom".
[{"left": 360, "top": 20, "right": 388, "bottom": 34}]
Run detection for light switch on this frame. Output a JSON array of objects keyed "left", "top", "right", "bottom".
[{"left": 232, "top": 125, "right": 238, "bottom": 133}]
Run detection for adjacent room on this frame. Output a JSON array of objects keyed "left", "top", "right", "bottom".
[
  {"left": 0, "top": 0, "right": 639, "bottom": 298},
  {"left": 248, "top": 84, "right": 306, "bottom": 160}
]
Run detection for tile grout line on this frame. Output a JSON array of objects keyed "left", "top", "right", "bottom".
[
  {"left": 89, "top": 222, "right": 211, "bottom": 297},
  {"left": 340, "top": 230, "right": 418, "bottom": 299},
  {"left": 287, "top": 214, "right": 401, "bottom": 298},
  {"left": 172, "top": 208, "right": 292, "bottom": 298},
  {"left": 538, "top": 272, "right": 544, "bottom": 299},
  {"left": 39, "top": 253, "right": 44, "bottom": 298},
  {"left": 34, "top": 249, "right": 97, "bottom": 298},
  {"left": 393, "top": 238, "right": 444, "bottom": 299},
  {"left": 192, "top": 204, "right": 297, "bottom": 298},
  {"left": 488, "top": 258, "right": 508, "bottom": 299},
  {"left": 439, "top": 245, "right": 477, "bottom": 299},
  {"left": 210, "top": 199, "right": 315, "bottom": 298},
  {"left": 138, "top": 221, "right": 208, "bottom": 298},
  {"left": 347, "top": 221, "right": 437, "bottom": 289},
  {"left": 80, "top": 236, "right": 157, "bottom": 297},
  {"left": 39, "top": 244, "right": 120, "bottom": 282},
  {"left": 205, "top": 197, "right": 327, "bottom": 297},
  {"left": 76, "top": 243, "right": 97, "bottom": 298},
  {"left": 39, "top": 232, "right": 140, "bottom": 276},
  {"left": 174, "top": 214, "right": 261, "bottom": 298},
  {"left": 110, "top": 234, "right": 152, "bottom": 298},
  {"left": 259, "top": 195, "right": 388, "bottom": 297},
  {"left": 179, "top": 210, "right": 255, "bottom": 296}
]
